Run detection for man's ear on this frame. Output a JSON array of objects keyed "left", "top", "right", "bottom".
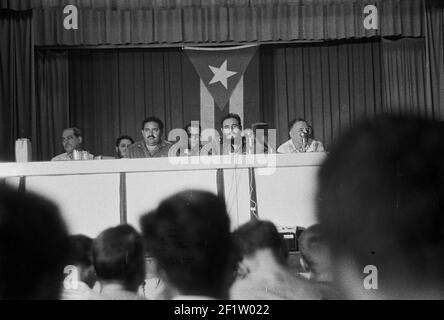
[
  {"left": 237, "top": 259, "right": 250, "bottom": 278},
  {"left": 289, "top": 130, "right": 295, "bottom": 140},
  {"left": 78, "top": 136, "right": 83, "bottom": 144},
  {"left": 299, "top": 257, "right": 309, "bottom": 272}
]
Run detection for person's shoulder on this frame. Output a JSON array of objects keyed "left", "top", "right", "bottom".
[
  {"left": 129, "top": 140, "right": 144, "bottom": 149},
  {"left": 277, "top": 139, "right": 292, "bottom": 153},
  {"left": 128, "top": 140, "right": 145, "bottom": 153},
  {"left": 313, "top": 281, "right": 343, "bottom": 300},
  {"left": 127, "top": 141, "right": 146, "bottom": 158},
  {"left": 162, "top": 140, "right": 174, "bottom": 148},
  {"left": 285, "top": 273, "right": 324, "bottom": 299},
  {"left": 229, "top": 276, "right": 261, "bottom": 300},
  {"left": 51, "top": 153, "right": 68, "bottom": 161}
]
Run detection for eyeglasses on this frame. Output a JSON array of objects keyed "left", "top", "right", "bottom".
[{"left": 223, "top": 124, "right": 240, "bottom": 130}]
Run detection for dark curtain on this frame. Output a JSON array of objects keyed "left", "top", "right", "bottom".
[
  {"left": 68, "top": 49, "right": 202, "bottom": 158},
  {"left": 265, "top": 40, "right": 383, "bottom": 149},
  {"left": 426, "top": 0, "right": 444, "bottom": 120},
  {"left": 0, "top": 0, "right": 33, "bottom": 10},
  {"left": 41, "top": 39, "right": 438, "bottom": 159},
  {"left": 0, "top": 9, "right": 34, "bottom": 161},
  {"left": 34, "top": 50, "right": 69, "bottom": 161},
  {"left": 32, "top": 0, "right": 424, "bottom": 46},
  {"left": 381, "top": 38, "right": 433, "bottom": 118}
]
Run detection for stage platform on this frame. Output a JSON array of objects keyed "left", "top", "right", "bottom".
[{"left": 0, "top": 153, "right": 326, "bottom": 237}]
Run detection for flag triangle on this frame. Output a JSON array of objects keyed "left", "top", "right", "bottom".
[{"left": 184, "top": 45, "right": 258, "bottom": 111}]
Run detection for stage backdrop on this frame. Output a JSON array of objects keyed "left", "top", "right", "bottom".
[
  {"left": 2, "top": 0, "right": 444, "bottom": 162},
  {"left": 31, "top": 38, "right": 438, "bottom": 161}
]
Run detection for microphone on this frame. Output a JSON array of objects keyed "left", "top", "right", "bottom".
[
  {"left": 230, "top": 137, "right": 235, "bottom": 153},
  {"left": 300, "top": 128, "right": 309, "bottom": 152}
]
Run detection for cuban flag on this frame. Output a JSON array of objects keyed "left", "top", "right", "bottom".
[{"left": 183, "top": 45, "right": 259, "bottom": 132}]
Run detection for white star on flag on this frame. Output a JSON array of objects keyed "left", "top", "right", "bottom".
[{"left": 208, "top": 60, "right": 237, "bottom": 89}]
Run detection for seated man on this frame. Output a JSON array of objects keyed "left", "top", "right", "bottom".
[
  {"left": 277, "top": 118, "right": 324, "bottom": 153},
  {"left": 230, "top": 220, "right": 322, "bottom": 300},
  {"left": 90, "top": 225, "right": 146, "bottom": 300},
  {"left": 140, "top": 190, "right": 234, "bottom": 299},
  {"left": 183, "top": 122, "right": 202, "bottom": 156},
  {"left": 52, "top": 127, "right": 89, "bottom": 161},
  {"left": 0, "top": 185, "right": 69, "bottom": 299},
  {"left": 127, "top": 117, "right": 172, "bottom": 158},
  {"left": 317, "top": 115, "right": 444, "bottom": 299},
  {"left": 115, "top": 135, "right": 134, "bottom": 158},
  {"left": 202, "top": 113, "right": 246, "bottom": 155}
]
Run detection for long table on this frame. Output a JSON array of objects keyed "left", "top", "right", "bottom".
[{"left": 0, "top": 153, "right": 326, "bottom": 237}]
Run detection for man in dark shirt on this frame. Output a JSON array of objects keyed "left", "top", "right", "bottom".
[{"left": 126, "top": 117, "right": 172, "bottom": 158}]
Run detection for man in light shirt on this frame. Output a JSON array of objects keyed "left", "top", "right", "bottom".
[
  {"left": 277, "top": 118, "right": 325, "bottom": 153},
  {"left": 51, "top": 127, "right": 84, "bottom": 161}
]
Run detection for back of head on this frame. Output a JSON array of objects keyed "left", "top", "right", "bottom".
[
  {"left": 67, "top": 235, "right": 93, "bottom": 267},
  {"left": 92, "top": 225, "right": 145, "bottom": 292},
  {"left": 0, "top": 186, "right": 69, "bottom": 299},
  {"left": 140, "top": 190, "right": 231, "bottom": 298},
  {"left": 317, "top": 115, "right": 444, "bottom": 297},
  {"left": 67, "top": 234, "right": 95, "bottom": 287},
  {"left": 298, "top": 224, "right": 331, "bottom": 281},
  {"left": 232, "top": 220, "right": 288, "bottom": 266}
]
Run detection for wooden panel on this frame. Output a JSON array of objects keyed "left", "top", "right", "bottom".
[
  {"left": 126, "top": 170, "right": 218, "bottom": 231},
  {"left": 255, "top": 166, "right": 320, "bottom": 228},
  {"left": 25, "top": 174, "right": 121, "bottom": 237}
]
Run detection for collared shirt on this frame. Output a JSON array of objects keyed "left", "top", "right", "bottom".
[
  {"left": 230, "top": 265, "right": 322, "bottom": 300},
  {"left": 201, "top": 138, "right": 246, "bottom": 156},
  {"left": 277, "top": 139, "right": 325, "bottom": 154},
  {"left": 126, "top": 139, "right": 173, "bottom": 158},
  {"left": 51, "top": 152, "right": 73, "bottom": 161}
]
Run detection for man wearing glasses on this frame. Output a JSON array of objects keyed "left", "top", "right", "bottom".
[
  {"left": 277, "top": 118, "right": 325, "bottom": 154},
  {"left": 126, "top": 117, "right": 172, "bottom": 158},
  {"left": 201, "top": 113, "right": 246, "bottom": 156},
  {"left": 221, "top": 113, "right": 245, "bottom": 155}
]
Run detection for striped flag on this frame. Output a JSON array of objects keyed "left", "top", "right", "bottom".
[{"left": 183, "top": 45, "right": 259, "bottom": 131}]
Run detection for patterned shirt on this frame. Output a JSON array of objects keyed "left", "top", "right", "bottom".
[
  {"left": 126, "top": 140, "right": 173, "bottom": 158},
  {"left": 51, "top": 152, "right": 73, "bottom": 161},
  {"left": 277, "top": 139, "right": 325, "bottom": 153}
]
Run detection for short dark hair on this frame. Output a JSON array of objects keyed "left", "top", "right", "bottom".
[
  {"left": 288, "top": 118, "right": 313, "bottom": 138},
  {"left": 220, "top": 113, "right": 242, "bottom": 129},
  {"left": 140, "top": 190, "right": 232, "bottom": 298},
  {"left": 317, "top": 115, "right": 444, "bottom": 289},
  {"left": 288, "top": 118, "right": 308, "bottom": 130},
  {"left": 64, "top": 127, "right": 82, "bottom": 138},
  {"left": 142, "top": 117, "right": 164, "bottom": 132},
  {"left": 67, "top": 234, "right": 93, "bottom": 267},
  {"left": 92, "top": 225, "right": 145, "bottom": 292},
  {"left": 232, "top": 220, "right": 288, "bottom": 266},
  {"left": 0, "top": 186, "right": 69, "bottom": 299},
  {"left": 115, "top": 135, "right": 134, "bottom": 147},
  {"left": 184, "top": 122, "right": 202, "bottom": 136}
]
